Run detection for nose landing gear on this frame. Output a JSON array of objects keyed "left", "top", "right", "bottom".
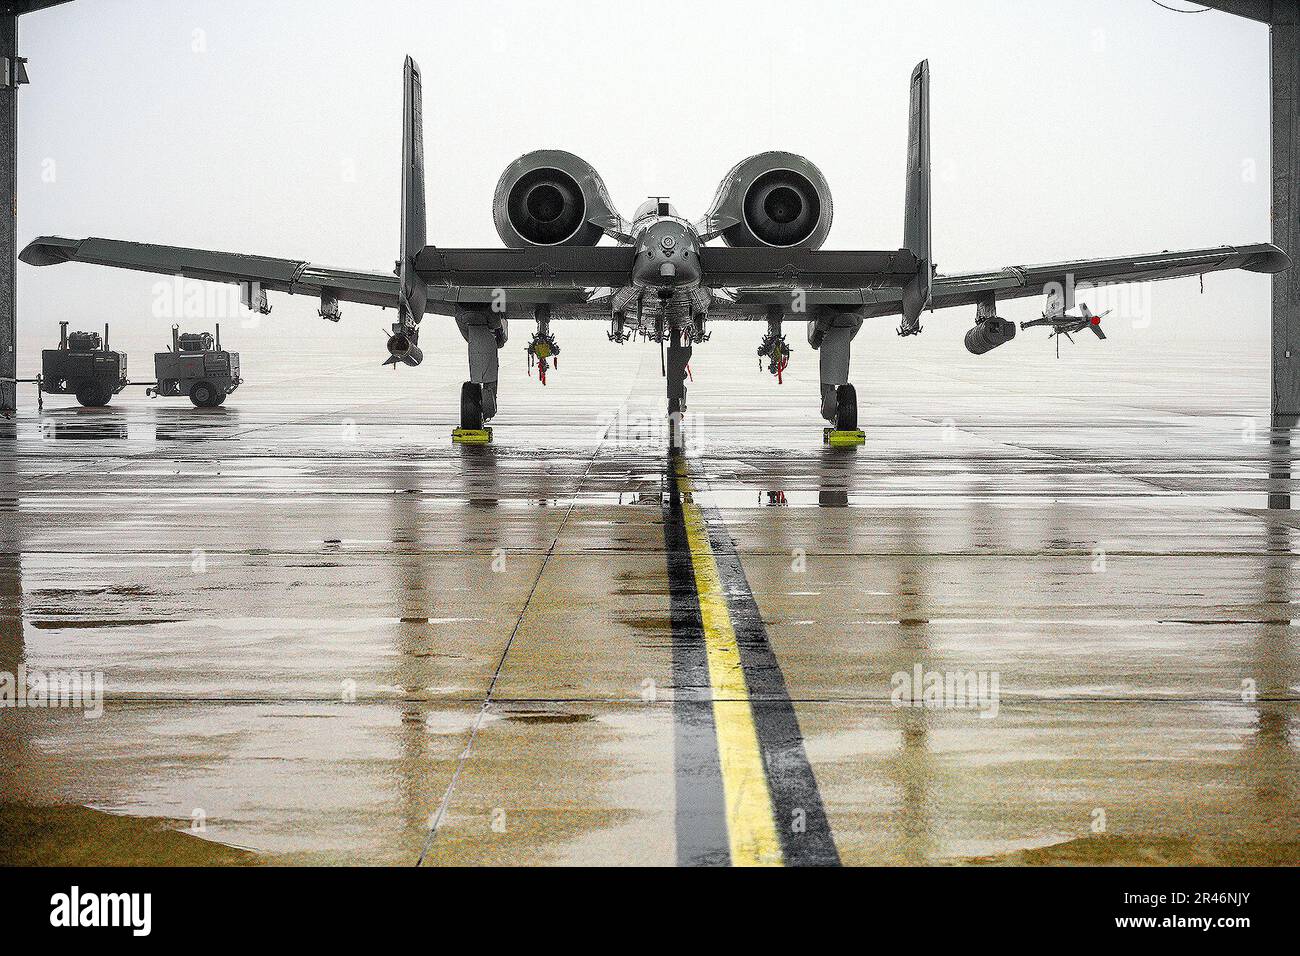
[{"left": 666, "top": 328, "right": 692, "bottom": 453}]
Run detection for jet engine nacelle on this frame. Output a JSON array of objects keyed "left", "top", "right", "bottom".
[
  {"left": 493, "top": 149, "right": 622, "bottom": 247},
  {"left": 703, "top": 151, "right": 833, "bottom": 249}
]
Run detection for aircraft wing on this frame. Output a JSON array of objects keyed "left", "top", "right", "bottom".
[
  {"left": 20, "top": 236, "right": 633, "bottom": 316},
  {"left": 23, "top": 236, "right": 1289, "bottom": 321},
  {"left": 925, "top": 243, "right": 1289, "bottom": 313},
  {"left": 20, "top": 236, "right": 402, "bottom": 310},
  {"left": 706, "top": 242, "right": 1289, "bottom": 318}
]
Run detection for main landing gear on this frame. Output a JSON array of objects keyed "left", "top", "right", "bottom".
[
  {"left": 820, "top": 382, "right": 857, "bottom": 430},
  {"left": 459, "top": 381, "right": 499, "bottom": 429},
  {"left": 810, "top": 309, "right": 866, "bottom": 446},
  {"left": 453, "top": 381, "right": 497, "bottom": 445},
  {"left": 452, "top": 308, "right": 507, "bottom": 444}
]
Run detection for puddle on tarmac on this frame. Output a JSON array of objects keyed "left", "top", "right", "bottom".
[
  {"left": 618, "top": 614, "right": 672, "bottom": 633},
  {"left": 0, "top": 803, "right": 259, "bottom": 866},
  {"left": 29, "top": 585, "right": 153, "bottom": 598},
  {"left": 963, "top": 834, "right": 1300, "bottom": 866},
  {"left": 43, "top": 423, "right": 130, "bottom": 441},
  {"left": 29, "top": 618, "right": 181, "bottom": 629},
  {"left": 501, "top": 711, "right": 596, "bottom": 725}
]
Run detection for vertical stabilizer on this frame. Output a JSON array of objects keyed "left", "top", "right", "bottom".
[
  {"left": 399, "top": 55, "right": 427, "bottom": 326},
  {"left": 900, "top": 60, "right": 931, "bottom": 334}
]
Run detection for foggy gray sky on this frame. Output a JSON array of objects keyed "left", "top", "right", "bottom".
[{"left": 11, "top": 0, "right": 1275, "bottom": 377}]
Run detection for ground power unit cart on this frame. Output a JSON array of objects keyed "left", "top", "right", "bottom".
[
  {"left": 148, "top": 324, "right": 241, "bottom": 407},
  {"left": 40, "top": 322, "right": 128, "bottom": 407}
]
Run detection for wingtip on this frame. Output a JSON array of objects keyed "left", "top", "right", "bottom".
[
  {"left": 1245, "top": 244, "right": 1292, "bottom": 274},
  {"left": 19, "top": 236, "right": 79, "bottom": 267}
]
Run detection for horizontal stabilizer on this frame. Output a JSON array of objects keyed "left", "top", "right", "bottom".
[
  {"left": 699, "top": 247, "right": 918, "bottom": 289},
  {"left": 415, "top": 246, "right": 634, "bottom": 289}
]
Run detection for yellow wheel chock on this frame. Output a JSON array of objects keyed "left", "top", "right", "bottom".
[
  {"left": 452, "top": 427, "right": 493, "bottom": 444},
  {"left": 823, "top": 427, "right": 865, "bottom": 447}
]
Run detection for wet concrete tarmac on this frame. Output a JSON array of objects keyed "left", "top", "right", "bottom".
[{"left": 1, "top": 329, "right": 1297, "bottom": 865}]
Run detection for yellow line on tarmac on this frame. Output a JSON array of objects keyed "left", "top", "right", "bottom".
[{"left": 674, "top": 458, "right": 782, "bottom": 867}]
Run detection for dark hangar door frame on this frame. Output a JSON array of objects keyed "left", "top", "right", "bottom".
[
  {"left": 1200, "top": 1, "right": 1300, "bottom": 425},
  {"left": 1, "top": 1, "right": 71, "bottom": 414}
]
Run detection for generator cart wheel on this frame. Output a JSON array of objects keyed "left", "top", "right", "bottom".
[
  {"left": 460, "top": 382, "right": 484, "bottom": 430},
  {"left": 214, "top": 392, "right": 227, "bottom": 407},
  {"left": 190, "top": 381, "right": 220, "bottom": 408},
  {"left": 835, "top": 384, "right": 858, "bottom": 431},
  {"left": 75, "top": 383, "right": 112, "bottom": 408}
]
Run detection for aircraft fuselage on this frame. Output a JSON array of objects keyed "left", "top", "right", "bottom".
[
  {"left": 629, "top": 214, "right": 703, "bottom": 297},
  {"left": 609, "top": 204, "right": 713, "bottom": 340}
]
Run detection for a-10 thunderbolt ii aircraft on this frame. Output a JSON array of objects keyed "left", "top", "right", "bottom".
[{"left": 21, "top": 57, "right": 1290, "bottom": 444}]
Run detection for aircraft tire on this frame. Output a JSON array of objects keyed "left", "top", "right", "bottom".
[
  {"left": 461, "top": 382, "right": 484, "bottom": 430},
  {"left": 836, "top": 384, "right": 857, "bottom": 431}
]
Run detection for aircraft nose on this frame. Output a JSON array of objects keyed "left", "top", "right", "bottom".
[{"left": 636, "top": 224, "right": 700, "bottom": 292}]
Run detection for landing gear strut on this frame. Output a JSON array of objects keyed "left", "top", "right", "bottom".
[
  {"left": 811, "top": 310, "right": 865, "bottom": 446},
  {"left": 666, "top": 328, "right": 691, "bottom": 452},
  {"left": 453, "top": 307, "right": 506, "bottom": 444}
]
